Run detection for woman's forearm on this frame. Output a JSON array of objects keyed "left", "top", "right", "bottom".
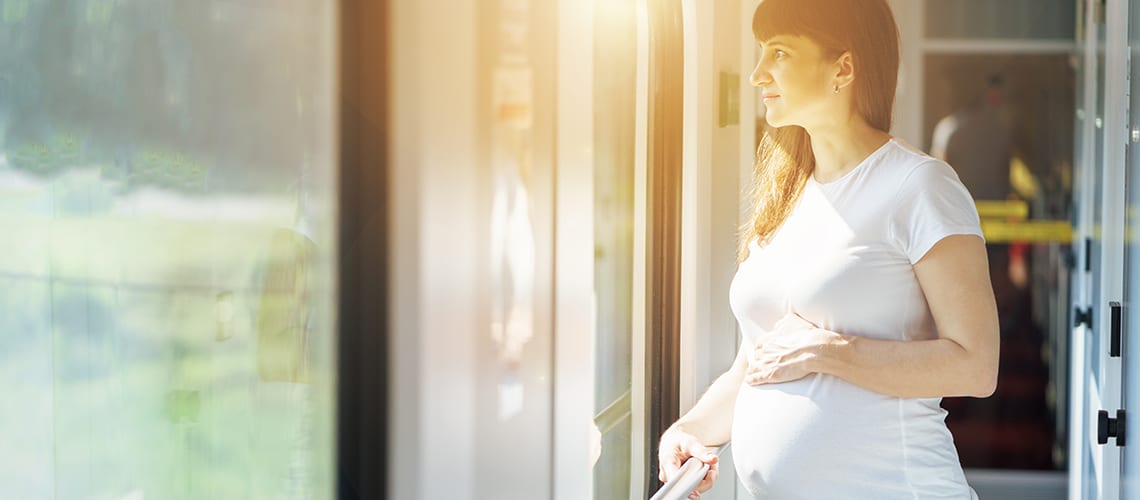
[
  {"left": 670, "top": 363, "right": 746, "bottom": 446},
  {"left": 810, "top": 333, "right": 997, "bottom": 399}
]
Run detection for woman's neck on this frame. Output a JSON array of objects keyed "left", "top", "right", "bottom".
[{"left": 807, "top": 120, "right": 892, "bottom": 183}]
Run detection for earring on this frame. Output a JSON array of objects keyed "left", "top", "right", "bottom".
[{"left": 833, "top": 85, "right": 840, "bottom": 94}]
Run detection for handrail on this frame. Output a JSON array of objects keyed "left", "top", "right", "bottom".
[{"left": 649, "top": 445, "right": 728, "bottom": 500}]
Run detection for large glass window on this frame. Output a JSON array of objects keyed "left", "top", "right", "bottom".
[{"left": 0, "top": 2, "right": 337, "bottom": 498}]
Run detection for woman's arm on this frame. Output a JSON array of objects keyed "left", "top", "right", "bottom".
[
  {"left": 668, "top": 344, "right": 749, "bottom": 445},
  {"left": 746, "top": 234, "right": 1000, "bottom": 399},
  {"left": 657, "top": 346, "right": 749, "bottom": 490}
]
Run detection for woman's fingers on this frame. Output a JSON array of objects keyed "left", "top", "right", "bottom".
[
  {"left": 747, "top": 370, "right": 769, "bottom": 385},
  {"left": 658, "top": 434, "right": 699, "bottom": 483},
  {"left": 658, "top": 440, "right": 683, "bottom": 483},
  {"left": 692, "top": 460, "right": 719, "bottom": 496},
  {"left": 660, "top": 455, "right": 681, "bottom": 483},
  {"left": 745, "top": 362, "right": 766, "bottom": 384},
  {"left": 699, "top": 463, "right": 719, "bottom": 490}
]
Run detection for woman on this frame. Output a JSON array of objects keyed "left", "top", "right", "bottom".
[{"left": 657, "top": 0, "right": 999, "bottom": 498}]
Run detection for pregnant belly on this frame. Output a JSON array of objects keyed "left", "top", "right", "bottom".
[{"left": 730, "top": 374, "right": 926, "bottom": 499}]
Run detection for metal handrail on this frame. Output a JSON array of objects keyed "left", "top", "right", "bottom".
[{"left": 649, "top": 445, "right": 728, "bottom": 500}]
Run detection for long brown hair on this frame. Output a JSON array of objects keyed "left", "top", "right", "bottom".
[{"left": 738, "top": 0, "right": 900, "bottom": 261}]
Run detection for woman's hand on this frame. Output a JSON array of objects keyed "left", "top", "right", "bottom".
[
  {"left": 745, "top": 312, "right": 841, "bottom": 385},
  {"left": 658, "top": 427, "right": 719, "bottom": 499}
]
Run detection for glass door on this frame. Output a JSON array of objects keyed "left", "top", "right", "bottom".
[
  {"left": 1073, "top": 0, "right": 1129, "bottom": 497},
  {"left": 915, "top": 5, "right": 1077, "bottom": 493}
]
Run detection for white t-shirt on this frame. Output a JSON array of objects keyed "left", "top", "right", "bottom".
[{"left": 728, "top": 138, "right": 983, "bottom": 499}]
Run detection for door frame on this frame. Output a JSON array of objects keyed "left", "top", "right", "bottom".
[{"left": 1072, "top": 0, "right": 1130, "bottom": 498}]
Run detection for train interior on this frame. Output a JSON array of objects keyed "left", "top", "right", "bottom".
[{"left": 3, "top": 0, "right": 1140, "bottom": 499}]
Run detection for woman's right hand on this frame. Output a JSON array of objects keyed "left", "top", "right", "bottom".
[{"left": 657, "top": 427, "right": 719, "bottom": 499}]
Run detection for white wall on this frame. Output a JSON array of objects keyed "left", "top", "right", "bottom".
[
  {"left": 679, "top": 0, "right": 747, "bottom": 414},
  {"left": 680, "top": 0, "right": 751, "bottom": 498},
  {"left": 888, "top": 0, "right": 925, "bottom": 148}
]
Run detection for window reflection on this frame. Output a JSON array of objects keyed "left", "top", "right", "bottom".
[{"left": 489, "top": 0, "right": 537, "bottom": 423}]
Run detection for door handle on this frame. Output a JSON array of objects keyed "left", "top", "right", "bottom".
[{"left": 1098, "top": 409, "right": 1126, "bottom": 447}]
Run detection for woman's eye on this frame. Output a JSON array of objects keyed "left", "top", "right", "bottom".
[{"left": 775, "top": 50, "right": 787, "bottom": 59}]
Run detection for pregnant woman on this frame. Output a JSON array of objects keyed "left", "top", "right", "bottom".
[{"left": 657, "top": 0, "right": 999, "bottom": 498}]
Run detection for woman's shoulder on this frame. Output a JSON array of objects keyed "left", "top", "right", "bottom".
[{"left": 873, "top": 138, "right": 960, "bottom": 187}]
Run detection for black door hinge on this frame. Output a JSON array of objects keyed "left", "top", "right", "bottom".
[
  {"left": 1075, "top": 306, "right": 1093, "bottom": 329},
  {"left": 1098, "top": 409, "right": 1126, "bottom": 446}
]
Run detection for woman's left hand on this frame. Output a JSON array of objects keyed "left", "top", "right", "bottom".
[{"left": 745, "top": 312, "right": 841, "bottom": 386}]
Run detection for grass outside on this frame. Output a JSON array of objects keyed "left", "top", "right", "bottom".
[{"left": 1, "top": 206, "right": 336, "bottom": 500}]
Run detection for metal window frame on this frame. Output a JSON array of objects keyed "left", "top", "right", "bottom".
[
  {"left": 642, "top": 0, "right": 686, "bottom": 495},
  {"left": 337, "top": 0, "right": 389, "bottom": 498},
  {"left": 630, "top": 2, "right": 653, "bottom": 498}
]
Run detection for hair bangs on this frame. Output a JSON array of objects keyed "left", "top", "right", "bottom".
[
  {"left": 752, "top": 0, "right": 846, "bottom": 54},
  {"left": 752, "top": 0, "right": 814, "bottom": 43}
]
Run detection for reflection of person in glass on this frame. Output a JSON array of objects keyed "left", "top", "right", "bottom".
[
  {"left": 657, "top": 1, "right": 998, "bottom": 498},
  {"left": 930, "top": 75, "right": 1012, "bottom": 203},
  {"left": 930, "top": 75, "right": 1029, "bottom": 314}
]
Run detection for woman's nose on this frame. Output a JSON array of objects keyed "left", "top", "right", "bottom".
[{"left": 750, "top": 61, "right": 770, "bottom": 87}]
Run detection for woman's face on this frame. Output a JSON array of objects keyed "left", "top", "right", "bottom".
[{"left": 750, "top": 35, "right": 842, "bottom": 129}]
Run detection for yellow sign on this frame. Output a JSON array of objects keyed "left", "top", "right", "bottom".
[
  {"left": 975, "top": 200, "right": 1029, "bottom": 220},
  {"left": 979, "top": 220, "right": 1073, "bottom": 243}
]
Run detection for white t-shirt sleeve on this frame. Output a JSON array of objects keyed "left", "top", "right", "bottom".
[{"left": 889, "top": 160, "right": 984, "bottom": 264}]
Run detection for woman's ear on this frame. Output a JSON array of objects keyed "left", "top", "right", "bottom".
[{"left": 834, "top": 51, "right": 855, "bottom": 92}]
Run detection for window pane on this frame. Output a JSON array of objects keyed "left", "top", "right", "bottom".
[{"left": 0, "top": 2, "right": 337, "bottom": 498}]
